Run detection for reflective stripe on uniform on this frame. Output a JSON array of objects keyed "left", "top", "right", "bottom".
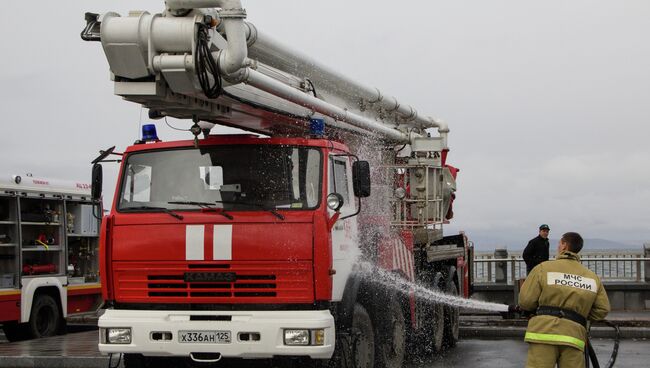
[{"left": 525, "top": 332, "right": 585, "bottom": 350}]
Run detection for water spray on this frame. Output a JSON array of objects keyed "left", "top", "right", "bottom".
[{"left": 354, "top": 261, "right": 508, "bottom": 313}]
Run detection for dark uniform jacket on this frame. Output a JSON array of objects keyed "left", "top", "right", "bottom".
[
  {"left": 523, "top": 235, "right": 549, "bottom": 273},
  {"left": 519, "top": 251, "right": 611, "bottom": 351}
]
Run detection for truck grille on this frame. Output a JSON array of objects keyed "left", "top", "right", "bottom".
[
  {"left": 146, "top": 274, "right": 277, "bottom": 298},
  {"left": 113, "top": 261, "right": 313, "bottom": 304}
]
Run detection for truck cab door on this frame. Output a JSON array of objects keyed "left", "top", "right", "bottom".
[{"left": 328, "top": 155, "right": 358, "bottom": 302}]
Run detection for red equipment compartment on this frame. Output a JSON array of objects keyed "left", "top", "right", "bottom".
[
  {"left": 112, "top": 261, "right": 314, "bottom": 304},
  {"left": 0, "top": 292, "right": 21, "bottom": 322},
  {"left": 67, "top": 286, "right": 102, "bottom": 314}
]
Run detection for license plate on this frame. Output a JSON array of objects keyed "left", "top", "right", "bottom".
[{"left": 178, "top": 330, "right": 231, "bottom": 344}]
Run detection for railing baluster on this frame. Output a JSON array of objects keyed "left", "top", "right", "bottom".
[{"left": 471, "top": 253, "right": 649, "bottom": 284}]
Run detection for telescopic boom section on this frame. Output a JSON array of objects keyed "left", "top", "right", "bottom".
[{"left": 82, "top": 0, "right": 448, "bottom": 145}]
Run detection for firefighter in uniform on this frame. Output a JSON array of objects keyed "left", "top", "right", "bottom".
[{"left": 518, "top": 232, "right": 610, "bottom": 367}]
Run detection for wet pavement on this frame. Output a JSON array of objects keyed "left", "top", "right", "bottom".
[
  {"left": 0, "top": 327, "right": 649, "bottom": 368},
  {"left": 407, "top": 338, "right": 649, "bottom": 367}
]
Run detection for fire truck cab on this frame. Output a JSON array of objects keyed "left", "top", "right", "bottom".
[{"left": 96, "top": 133, "right": 367, "bottom": 361}]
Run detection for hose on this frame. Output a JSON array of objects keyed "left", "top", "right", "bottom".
[
  {"left": 586, "top": 320, "right": 620, "bottom": 368},
  {"left": 195, "top": 22, "right": 222, "bottom": 99},
  {"left": 603, "top": 320, "right": 620, "bottom": 368}
]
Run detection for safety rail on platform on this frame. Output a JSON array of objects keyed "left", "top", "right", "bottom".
[{"left": 473, "top": 254, "right": 650, "bottom": 285}]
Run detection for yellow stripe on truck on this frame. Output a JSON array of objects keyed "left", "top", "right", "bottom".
[
  {"left": 525, "top": 332, "right": 585, "bottom": 350},
  {"left": 0, "top": 290, "right": 20, "bottom": 296}
]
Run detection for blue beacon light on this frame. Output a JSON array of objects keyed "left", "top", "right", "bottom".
[
  {"left": 141, "top": 124, "right": 160, "bottom": 142},
  {"left": 309, "top": 118, "right": 325, "bottom": 137}
]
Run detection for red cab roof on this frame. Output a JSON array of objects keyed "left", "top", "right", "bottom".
[{"left": 125, "top": 135, "right": 350, "bottom": 153}]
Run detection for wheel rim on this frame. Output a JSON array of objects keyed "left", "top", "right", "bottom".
[
  {"left": 35, "top": 305, "right": 55, "bottom": 336},
  {"left": 451, "top": 307, "right": 460, "bottom": 339},
  {"left": 353, "top": 307, "right": 374, "bottom": 368},
  {"left": 433, "top": 304, "right": 445, "bottom": 348},
  {"left": 354, "top": 331, "right": 373, "bottom": 368},
  {"left": 389, "top": 314, "right": 405, "bottom": 357}
]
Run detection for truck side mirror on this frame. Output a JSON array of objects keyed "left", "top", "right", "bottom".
[
  {"left": 91, "top": 163, "right": 103, "bottom": 201},
  {"left": 352, "top": 161, "right": 371, "bottom": 198}
]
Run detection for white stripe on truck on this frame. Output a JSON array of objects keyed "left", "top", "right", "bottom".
[
  {"left": 185, "top": 225, "right": 204, "bottom": 260},
  {"left": 213, "top": 224, "right": 233, "bottom": 260}
]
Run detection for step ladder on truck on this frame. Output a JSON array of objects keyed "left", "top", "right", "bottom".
[
  {"left": 81, "top": 0, "right": 474, "bottom": 366},
  {"left": 0, "top": 174, "right": 102, "bottom": 341}
]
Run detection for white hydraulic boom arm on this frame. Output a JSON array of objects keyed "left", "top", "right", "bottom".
[{"left": 81, "top": 0, "right": 449, "bottom": 146}]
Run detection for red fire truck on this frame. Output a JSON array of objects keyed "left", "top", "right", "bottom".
[
  {"left": 0, "top": 174, "right": 102, "bottom": 341},
  {"left": 82, "top": 1, "right": 473, "bottom": 366}
]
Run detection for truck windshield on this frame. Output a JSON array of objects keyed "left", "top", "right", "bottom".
[{"left": 118, "top": 145, "right": 322, "bottom": 211}]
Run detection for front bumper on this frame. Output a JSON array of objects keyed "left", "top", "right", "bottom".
[{"left": 98, "top": 309, "right": 335, "bottom": 359}]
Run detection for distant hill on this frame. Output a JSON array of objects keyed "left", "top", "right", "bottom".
[{"left": 468, "top": 235, "right": 642, "bottom": 252}]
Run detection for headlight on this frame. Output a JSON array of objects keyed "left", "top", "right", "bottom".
[
  {"left": 284, "top": 329, "right": 310, "bottom": 346},
  {"left": 106, "top": 327, "right": 132, "bottom": 344},
  {"left": 283, "top": 329, "right": 325, "bottom": 346},
  {"left": 326, "top": 193, "right": 344, "bottom": 211}
]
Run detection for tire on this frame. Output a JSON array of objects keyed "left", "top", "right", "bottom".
[
  {"left": 123, "top": 353, "right": 147, "bottom": 368},
  {"left": 27, "top": 294, "right": 63, "bottom": 339},
  {"left": 407, "top": 295, "right": 444, "bottom": 361},
  {"left": 351, "top": 303, "right": 374, "bottom": 368},
  {"left": 2, "top": 322, "right": 29, "bottom": 342},
  {"left": 442, "top": 281, "right": 460, "bottom": 348},
  {"left": 418, "top": 301, "right": 445, "bottom": 355},
  {"left": 373, "top": 296, "right": 405, "bottom": 368}
]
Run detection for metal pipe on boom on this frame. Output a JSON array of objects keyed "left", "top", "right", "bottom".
[
  {"left": 241, "top": 68, "right": 410, "bottom": 142},
  {"left": 242, "top": 22, "right": 449, "bottom": 136},
  {"left": 88, "top": 0, "right": 446, "bottom": 145},
  {"left": 167, "top": 0, "right": 413, "bottom": 143}
]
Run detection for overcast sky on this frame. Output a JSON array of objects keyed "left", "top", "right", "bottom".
[{"left": 0, "top": 1, "right": 648, "bottom": 246}]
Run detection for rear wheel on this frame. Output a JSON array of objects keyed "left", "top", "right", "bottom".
[
  {"left": 408, "top": 297, "right": 444, "bottom": 362},
  {"left": 374, "top": 296, "right": 405, "bottom": 368},
  {"left": 442, "top": 281, "right": 460, "bottom": 348},
  {"left": 27, "top": 294, "right": 62, "bottom": 339},
  {"left": 422, "top": 301, "right": 445, "bottom": 354}
]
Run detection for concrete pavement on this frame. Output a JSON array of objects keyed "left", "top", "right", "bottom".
[{"left": 1, "top": 311, "right": 649, "bottom": 368}]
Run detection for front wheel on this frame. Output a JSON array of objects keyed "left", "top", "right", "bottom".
[
  {"left": 352, "top": 303, "right": 375, "bottom": 368},
  {"left": 374, "top": 296, "right": 405, "bottom": 368},
  {"left": 27, "top": 294, "right": 63, "bottom": 339}
]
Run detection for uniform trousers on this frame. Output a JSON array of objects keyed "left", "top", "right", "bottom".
[{"left": 525, "top": 342, "right": 584, "bottom": 368}]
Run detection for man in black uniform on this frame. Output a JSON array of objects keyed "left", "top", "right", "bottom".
[{"left": 523, "top": 224, "right": 550, "bottom": 274}]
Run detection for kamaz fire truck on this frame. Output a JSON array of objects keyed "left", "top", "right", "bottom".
[
  {"left": 0, "top": 174, "right": 102, "bottom": 341},
  {"left": 82, "top": 1, "right": 473, "bottom": 366}
]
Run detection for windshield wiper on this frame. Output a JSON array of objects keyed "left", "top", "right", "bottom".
[
  {"left": 214, "top": 200, "right": 285, "bottom": 220},
  {"left": 121, "top": 206, "right": 184, "bottom": 220},
  {"left": 167, "top": 201, "right": 233, "bottom": 220}
]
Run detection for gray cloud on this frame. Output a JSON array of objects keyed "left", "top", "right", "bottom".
[{"left": 0, "top": 0, "right": 648, "bottom": 245}]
